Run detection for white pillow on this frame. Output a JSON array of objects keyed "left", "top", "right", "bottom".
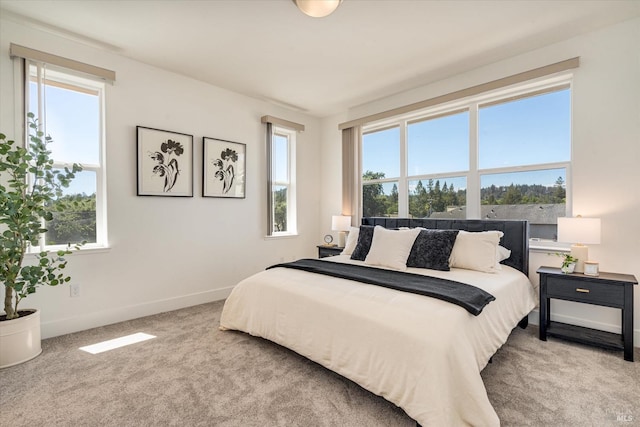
[
  {"left": 497, "top": 245, "right": 511, "bottom": 262},
  {"left": 340, "top": 227, "right": 360, "bottom": 255},
  {"left": 449, "top": 230, "right": 504, "bottom": 273},
  {"left": 494, "top": 245, "right": 511, "bottom": 270},
  {"left": 364, "top": 226, "right": 421, "bottom": 270}
]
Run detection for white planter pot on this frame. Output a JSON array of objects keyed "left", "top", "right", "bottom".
[{"left": 0, "top": 309, "right": 42, "bottom": 368}]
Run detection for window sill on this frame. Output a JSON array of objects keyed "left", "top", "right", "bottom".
[
  {"left": 529, "top": 239, "right": 570, "bottom": 253},
  {"left": 264, "top": 233, "right": 299, "bottom": 240},
  {"left": 25, "top": 245, "right": 111, "bottom": 257}
]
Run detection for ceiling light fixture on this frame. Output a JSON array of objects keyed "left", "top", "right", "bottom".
[{"left": 293, "top": 0, "right": 342, "bottom": 18}]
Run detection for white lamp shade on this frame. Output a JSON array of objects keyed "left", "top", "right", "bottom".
[
  {"left": 331, "top": 215, "right": 351, "bottom": 232},
  {"left": 557, "top": 217, "right": 601, "bottom": 244}
]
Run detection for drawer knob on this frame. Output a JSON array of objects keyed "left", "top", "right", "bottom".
[{"left": 576, "top": 288, "right": 590, "bottom": 293}]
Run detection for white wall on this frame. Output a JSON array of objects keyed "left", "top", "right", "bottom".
[
  {"left": 320, "top": 17, "right": 640, "bottom": 345},
  {"left": 0, "top": 18, "right": 321, "bottom": 338}
]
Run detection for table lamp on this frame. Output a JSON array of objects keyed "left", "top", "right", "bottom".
[
  {"left": 331, "top": 215, "right": 351, "bottom": 247},
  {"left": 557, "top": 216, "right": 601, "bottom": 273}
]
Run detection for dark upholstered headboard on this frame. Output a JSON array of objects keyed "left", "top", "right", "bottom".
[{"left": 361, "top": 217, "right": 529, "bottom": 275}]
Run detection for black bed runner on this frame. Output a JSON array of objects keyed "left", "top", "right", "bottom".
[{"left": 267, "top": 259, "right": 495, "bottom": 316}]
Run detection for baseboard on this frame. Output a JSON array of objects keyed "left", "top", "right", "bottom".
[
  {"left": 41, "top": 287, "right": 234, "bottom": 339},
  {"left": 528, "top": 309, "right": 640, "bottom": 349}
]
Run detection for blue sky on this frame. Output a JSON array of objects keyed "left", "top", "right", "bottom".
[
  {"left": 30, "top": 80, "right": 99, "bottom": 196},
  {"left": 363, "top": 88, "right": 570, "bottom": 191},
  {"left": 273, "top": 134, "right": 289, "bottom": 182}
]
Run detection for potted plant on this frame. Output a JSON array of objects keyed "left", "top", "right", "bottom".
[
  {"left": 0, "top": 113, "right": 82, "bottom": 368},
  {"left": 556, "top": 253, "right": 578, "bottom": 274}
]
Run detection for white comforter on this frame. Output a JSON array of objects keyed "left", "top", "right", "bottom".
[{"left": 220, "top": 255, "right": 537, "bottom": 426}]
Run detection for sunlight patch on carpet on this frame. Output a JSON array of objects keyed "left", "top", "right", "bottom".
[{"left": 79, "top": 332, "right": 156, "bottom": 354}]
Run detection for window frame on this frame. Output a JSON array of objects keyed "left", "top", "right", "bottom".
[
  {"left": 24, "top": 60, "right": 108, "bottom": 252},
  {"left": 360, "top": 74, "right": 573, "bottom": 246},
  {"left": 267, "top": 124, "right": 297, "bottom": 237}
]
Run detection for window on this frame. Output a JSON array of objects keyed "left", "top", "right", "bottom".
[
  {"left": 26, "top": 61, "right": 107, "bottom": 250},
  {"left": 407, "top": 110, "right": 469, "bottom": 218},
  {"left": 362, "top": 126, "right": 399, "bottom": 217},
  {"left": 360, "top": 79, "right": 571, "bottom": 242},
  {"left": 478, "top": 87, "right": 570, "bottom": 240},
  {"left": 268, "top": 124, "right": 297, "bottom": 236}
]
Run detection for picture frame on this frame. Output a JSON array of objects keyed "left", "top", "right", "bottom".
[
  {"left": 203, "top": 137, "right": 246, "bottom": 198},
  {"left": 137, "top": 126, "right": 193, "bottom": 197}
]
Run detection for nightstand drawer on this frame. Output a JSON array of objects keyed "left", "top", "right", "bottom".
[
  {"left": 546, "top": 276, "right": 624, "bottom": 306},
  {"left": 317, "top": 245, "right": 344, "bottom": 258}
]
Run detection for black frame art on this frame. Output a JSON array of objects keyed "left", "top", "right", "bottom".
[
  {"left": 137, "top": 126, "right": 194, "bottom": 197},
  {"left": 203, "top": 137, "right": 246, "bottom": 198}
]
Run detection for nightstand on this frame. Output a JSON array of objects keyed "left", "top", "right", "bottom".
[
  {"left": 537, "top": 266, "right": 637, "bottom": 362},
  {"left": 317, "top": 245, "right": 344, "bottom": 258}
]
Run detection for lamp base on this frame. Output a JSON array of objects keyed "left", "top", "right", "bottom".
[
  {"left": 338, "top": 231, "right": 346, "bottom": 247},
  {"left": 570, "top": 244, "right": 588, "bottom": 273}
]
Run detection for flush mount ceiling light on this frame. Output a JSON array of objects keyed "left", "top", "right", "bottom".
[{"left": 293, "top": 0, "right": 342, "bottom": 18}]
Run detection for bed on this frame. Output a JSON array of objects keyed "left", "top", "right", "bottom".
[{"left": 220, "top": 218, "right": 537, "bottom": 426}]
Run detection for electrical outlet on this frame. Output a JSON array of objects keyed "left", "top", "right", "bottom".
[{"left": 70, "top": 283, "right": 80, "bottom": 298}]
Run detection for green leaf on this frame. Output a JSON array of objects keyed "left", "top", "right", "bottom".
[{"left": 1, "top": 113, "right": 83, "bottom": 312}]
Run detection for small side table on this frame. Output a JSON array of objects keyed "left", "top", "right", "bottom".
[
  {"left": 317, "top": 245, "right": 344, "bottom": 258},
  {"left": 537, "top": 266, "right": 637, "bottom": 362}
]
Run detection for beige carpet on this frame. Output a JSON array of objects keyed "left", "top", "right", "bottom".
[{"left": 1, "top": 300, "right": 638, "bottom": 426}]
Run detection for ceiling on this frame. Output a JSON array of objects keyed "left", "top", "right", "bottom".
[{"left": 1, "top": 0, "right": 638, "bottom": 117}]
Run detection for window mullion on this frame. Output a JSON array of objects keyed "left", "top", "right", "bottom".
[
  {"left": 479, "top": 162, "right": 570, "bottom": 176},
  {"left": 467, "top": 103, "right": 480, "bottom": 219},
  {"left": 34, "top": 62, "right": 47, "bottom": 251},
  {"left": 397, "top": 121, "right": 408, "bottom": 217}
]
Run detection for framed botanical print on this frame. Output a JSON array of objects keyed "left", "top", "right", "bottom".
[
  {"left": 203, "top": 137, "right": 246, "bottom": 198},
  {"left": 137, "top": 126, "right": 193, "bottom": 197}
]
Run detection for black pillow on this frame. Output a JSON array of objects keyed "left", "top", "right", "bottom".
[
  {"left": 406, "top": 229, "right": 459, "bottom": 271},
  {"left": 350, "top": 225, "right": 375, "bottom": 261}
]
